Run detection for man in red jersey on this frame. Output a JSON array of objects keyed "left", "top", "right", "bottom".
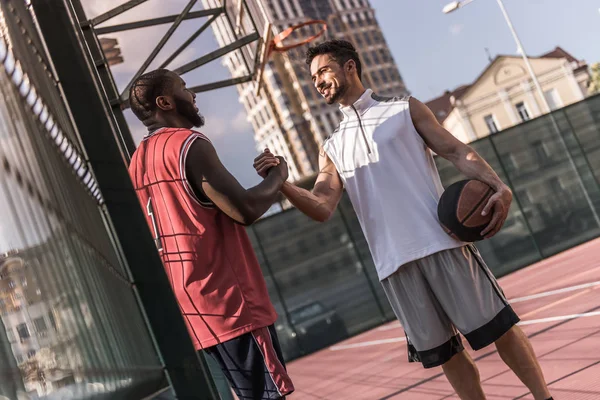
[{"left": 127, "top": 69, "right": 294, "bottom": 399}]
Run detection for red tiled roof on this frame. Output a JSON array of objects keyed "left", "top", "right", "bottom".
[
  {"left": 426, "top": 85, "right": 470, "bottom": 123},
  {"left": 540, "top": 46, "right": 578, "bottom": 63}
]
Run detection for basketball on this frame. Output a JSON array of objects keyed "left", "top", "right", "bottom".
[{"left": 437, "top": 179, "right": 495, "bottom": 242}]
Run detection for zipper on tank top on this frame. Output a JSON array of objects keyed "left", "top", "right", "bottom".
[{"left": 351, "top": 105, "right": 372, "bottom": 154}]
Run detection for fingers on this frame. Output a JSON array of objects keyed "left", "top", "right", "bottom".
[
  {"left": 254, "top": 158, "right": 279, "bottom": 174},
  {"left": 481, "top": 204, "right": 508, "bottom": 238},
  {"left": 481, "top": 192, "right": 499, "bottom": 217},
  {"left": 256, "top": 162, "right": 279, "bottom": 177},
  {"left": 253, "top": 153, "right": 279, "bottom": 169}
]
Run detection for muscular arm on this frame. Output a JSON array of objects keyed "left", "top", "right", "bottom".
[
  {"left": 186, "top": 139, "right": 284, "bottom": 225},
  {"left": 409, "top": 97, "right": 512, "bottom": 237},
  {"left": 409, "top": 97, "right": 505, "bottom": 191},
  {"left": 280, "top": 148, "right": 343, "bottom": 222}
]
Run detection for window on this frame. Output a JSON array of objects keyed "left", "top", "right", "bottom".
[
  {"left": 362, "top": 52, "right": 371, "bottom": 66},
  {"left": 363, "top": 31, "right": 372, "bottom": 46},
  {"left": 34, "top": 317, "right": 48, "bottom": 333},
  {"left": 544, "top": 88, "right": 563, "bottom": 110},
  {"left": 484, "top": 114, "right": 500, "bottom": 134},
  {"left": 378, "top": 69, "right": 388, "bottom": 84},
  {"left": 371, "top": 50, "right": 381, "bottom": 64},
  {"left": 16, "top": 323, "right": 30, "bottom": 342},
  {"left": 515, "top": 102, "right": 530, "bottom": 122},
  {"left": 370, "top": 71, "right": 380, "bottom": 85},
  {"left": 6, "top": 328, "right": 15, "bottom": 343},
  {"left": 379, "top": 48, "right": 390, "bottom": 63},
  {"left": 48, "top": 312, "right": 57, "bottom": 330},
  {"left": 532, "top": 140, "right": 550, "bottom": 163},
  {"left": 354, "top": 33, "right": 363, "bottom": 46}
]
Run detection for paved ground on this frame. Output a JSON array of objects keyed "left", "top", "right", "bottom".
[{"left": 287, "top": 238, "right": 600, "bottom": 399}]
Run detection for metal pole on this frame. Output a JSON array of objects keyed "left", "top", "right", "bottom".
[
  {"left": 495, "top": 0, "right": 549, "bottom": 113},
  {"left": 494, "top": 0, "right": 600, "bottom": 228}
]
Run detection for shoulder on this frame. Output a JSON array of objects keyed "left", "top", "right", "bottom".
[
  {"left": 324, "top": 124, "right": 341, "bottom": 143},
  {"left": 323, "top": 113, "right": 344, "bottom": 146},
  {"left": 370, "top": 92, "right": 411, "bottom": 105}
]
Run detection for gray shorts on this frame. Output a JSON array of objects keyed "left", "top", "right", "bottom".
[{"left": 381, "top": 245, "right": 519, "bottom": 368}]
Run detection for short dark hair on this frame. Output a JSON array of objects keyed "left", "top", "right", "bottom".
[
  {"left": 129, "top": 69, "right": 176, "bottom": 122},
  {"left": 305, "top": 39, "right": 362, "bottom": 79}
]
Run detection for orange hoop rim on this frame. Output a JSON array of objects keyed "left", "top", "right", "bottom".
[{"left": 271, "top": 20, "right": 327, "bottom": 53}]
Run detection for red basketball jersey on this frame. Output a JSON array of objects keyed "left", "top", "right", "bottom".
[{"left": 128, "top": 127, "right": 277, "bottom": 349}]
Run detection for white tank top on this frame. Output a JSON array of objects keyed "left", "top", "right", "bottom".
[{"left": 323, "top": 89, "right": 464, "bottom": 280}]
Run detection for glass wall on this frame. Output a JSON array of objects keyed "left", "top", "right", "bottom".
[
  {"left": 249, "top": 94, "right": 600, "bottom": 362},
  {"left": 0, "top": 2, "right": 167, "bottom": 398}
]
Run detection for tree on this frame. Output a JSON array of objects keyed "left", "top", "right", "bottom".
[{"left": 588, "top": 63, "right": 600, "bottom": 95}]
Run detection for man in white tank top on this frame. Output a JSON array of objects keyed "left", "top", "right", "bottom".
[{"left": 254, "top": 40, "right": 552, "bottom": 400}]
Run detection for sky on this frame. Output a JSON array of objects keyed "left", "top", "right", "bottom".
[{"left": 81, "top": 0, "right": 600, "bottom": 188}]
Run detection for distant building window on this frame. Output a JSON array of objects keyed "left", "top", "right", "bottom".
[
  {"left": 6, "top": 328, "right": 15, "bottom": 343},
  {"left": 48, "top": 312, "right": 57, "bottom": 330},
  {"left": 532, "top": 140, "right": 551, "bottom": 163},
  {"left": 371, "top": 50, "right": 381, "bottom": 64},
  {"left": 16, "top": 323, "right": 30, "bottom": 342},
  {"left": 379, "top": 48, "right": 390, "bottom": 63},
  {"left": 484, "top": 114, "right": 500, "bottom": 134},
  {"left": 362, "top": 52, "right": 372, "bottom": 66},
  {"left": 515, "top": 102, "right": 531, "bottom": 122},
  {"left": 370, "top": 71, "right": 380, "bottom": 85},
  {"left": 34, "top": 317, "right": 48, "bottom": 333},
  {"left": 354, "top": 33, "right": 363, "bottom": 46},
  {"left": 544, "top": 88, "right": 563, "bottom": 110}
]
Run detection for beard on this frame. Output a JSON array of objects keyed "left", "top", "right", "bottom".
[
  {"left": 324, "top": 80, "right": 349, "bottom": 105},
  {"left": 174, "top": 97, "right": 205, "bottom": 127}
]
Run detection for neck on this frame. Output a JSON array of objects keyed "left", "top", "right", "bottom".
[
  {"left": 338, "top": 81, "right": 367, "bottom": 108},
  {"left": 146, "top": 115, "right": 192, "bottom": 133}
]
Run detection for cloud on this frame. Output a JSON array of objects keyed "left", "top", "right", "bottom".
[
  {"left": 232, "top": 110, "right": 251, "bottom": 133},
  {"left": 449, "top": 23, "right": 464, "bottom": 36}
]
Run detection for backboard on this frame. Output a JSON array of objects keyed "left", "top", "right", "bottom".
[{"left": 82, "top": 0, "right": 272, "bottom": 105}]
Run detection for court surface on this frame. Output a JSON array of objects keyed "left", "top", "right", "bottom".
[{"left": 286, "top": 237, "right": 600, "bottom": 399}]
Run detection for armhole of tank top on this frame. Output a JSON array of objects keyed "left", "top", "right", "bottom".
[
  {"left": 403, "top": 95, "right": 428, "bottom": 147},
  {"left": 180, "top": 134, "right": 216, "bottom": 209},
  {"left": 321, "top": 140, "right": 346, "bottom": 189}
]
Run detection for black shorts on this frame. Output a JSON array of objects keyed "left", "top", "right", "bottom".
[{"left": 205, "top": 325, "right": 295, "bottom": 399}]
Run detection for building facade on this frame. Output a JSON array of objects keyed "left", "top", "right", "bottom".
[
  {"left": 202, "top": 0, "right": 409, "bottom": 181},
  {"left": 427, "top": 47, "right": 590, "bottom": 143}
]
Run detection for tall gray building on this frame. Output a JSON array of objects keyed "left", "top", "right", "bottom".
[{"left": 203, "top": 0, "right": 409, "bottom": 181}]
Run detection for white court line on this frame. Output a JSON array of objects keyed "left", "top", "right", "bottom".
[
  {"left": 510, "top": 280, "right": 600, "bottom": 303},
  {"left": 376, "top": 280, "right": 600, "bottom": 332},
  {"left": 331, "top": 311, "right": 600, "bottom": 351},
  {"left": 329, "top": 337, "right": 406, "bottom": 351},
  {"left": 518, "top": 311, "right": 600, "bottom": 325}
]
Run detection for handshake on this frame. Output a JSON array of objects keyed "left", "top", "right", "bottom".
[{"left": 253, "top": 148, "right": 289, "bottom": 182}]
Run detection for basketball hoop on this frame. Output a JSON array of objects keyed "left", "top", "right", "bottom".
[
  {"left": 255, "top": 20, "right": 327, "bottom": 96},
  {"left": 272, "top": 19, "right": 327, "bottom": 53}
]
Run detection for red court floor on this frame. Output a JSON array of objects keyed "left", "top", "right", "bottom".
[{"left": 286, "top": 238, "right": 600, "bottom": 400}]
